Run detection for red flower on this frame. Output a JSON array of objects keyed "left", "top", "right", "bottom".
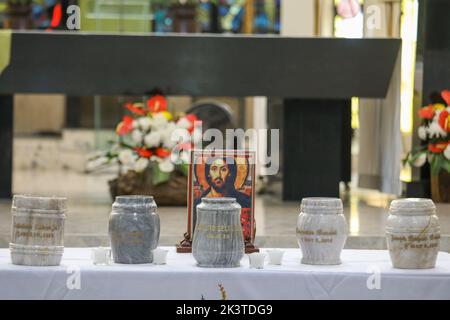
[
  {"left": 428, "top": 142, "right": 448, "bottom": 153},
  {"left": 187, "top": 116, "right": 201, "bottom": 134},
  {"left": 442, "top": 90, "right": 450, "bottom": 106},
  {"left": 438, "top": 110, "right": 450, "bottom": 132},
  {"left": 135, "top": 148, "right": 153, "bottom": 158},
  {"left": 147, "top": 95, "right": 167, "bottom": 113},
  {"left": 418, "top": 105, "right": 435, "bottom": 120},
  {"left": 125, "top": 102, "right": 146, "bottom": 116},
  {"left": 185, "top": 114, "right": 198, "bottom": 123},
  {"left": 155, "top": 147, "right": 171, "bottom": 158},
  {"left": 116, "top": 116, "right": 134, "bottom": 136}
]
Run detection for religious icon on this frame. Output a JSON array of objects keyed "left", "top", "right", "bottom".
[{"left": 177, "top": 149, "right": 258, "bottom": 253}]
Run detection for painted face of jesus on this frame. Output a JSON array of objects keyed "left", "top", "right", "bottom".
[{"left": 208, "top": 158, "right": 230, "bottom": 191}]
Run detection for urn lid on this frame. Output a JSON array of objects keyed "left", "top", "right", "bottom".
[
  {"left": 198, "top": 197, "right": 241, "bottom": 210},
  {"left": 389, "top": 198, "right": 436, "bottom": 215},
  {"left": 113, "top": 195, "right": 157, "bottom": 212},
  {"left": 12, "top": 195, "right": 67, "bottom": 212},
  {"left": 300, "top": 197, "right": 343, "bottom": 214},
  {"left": 202, "top": 197, "right": 236, "bottom": 204}
]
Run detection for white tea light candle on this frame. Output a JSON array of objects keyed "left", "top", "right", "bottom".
[
  {"left": 248, "top": 252, "right": 266, "bottom": 269},
  {"left": 266, "top": 249, "right": 285, "bottom": 265},
  {"left": 152, "top": 248, "right": 169, "bottom": 265},
  {"left": 91, "top": 247, "right": 112, "bottom": 265}
]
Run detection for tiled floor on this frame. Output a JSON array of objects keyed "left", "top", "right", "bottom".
[{"left": 1, "top": 169, "right": 449, "bottom": 251}]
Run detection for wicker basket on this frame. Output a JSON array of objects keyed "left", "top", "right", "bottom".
[
  {"left": 430, "top": 170, "right": 450, "bottom": 203},
  {"left": 109, "top": 170, "right": 187, "bottom": 206}
]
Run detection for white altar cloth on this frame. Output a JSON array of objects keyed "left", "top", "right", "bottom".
[{"left": 0, "top": 248, "right": 449, "bottom": 300}]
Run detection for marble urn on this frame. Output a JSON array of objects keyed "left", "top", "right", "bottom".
[
  {"left": 192, "top": 197, "right": 245, "bottom": 268},
  {"left": 386, "top": 198, "right": 440, "bottom": 269},
  {"left": 109, "top": 195, "right": 160, "bottom": 264},
  {"left": 10, "top": 195, "right": 67, "bottom": 266},
  {"left": 296, "top": 197, "right": 348, "bottom": 265}
]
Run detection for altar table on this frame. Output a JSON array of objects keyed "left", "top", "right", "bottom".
[{"left": 0, "top": 248, "right": 449, "bottom": 300}]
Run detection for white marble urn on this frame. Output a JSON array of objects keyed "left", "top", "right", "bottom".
[
  {"left": 296, "top": 197, "right": 348, "bottom": 265},
  {"left": 386, "top": 198, "right": 440, "bottom": 269},
  {"left": 10, "top": 195, "right": 67, "bottom": 266}
]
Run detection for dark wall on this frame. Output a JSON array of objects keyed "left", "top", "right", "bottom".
[
  {"left": 421, "top": 0, "right": 450, "bottom": 105},
  {"left": 66, "top": 96, "right": 127, "bottom": 129},
  {"left": 417, "top": 0, "right": 450, "bottom": 184}
]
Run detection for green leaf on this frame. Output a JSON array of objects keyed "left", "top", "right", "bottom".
[
  {"left": 442, "top": 158, "right": 450, "bottom": 174},
  {"left": 152, "top": 164, "right": 171, "bottom": 186},
  {"left": 429, "top": 153, "right": 435, "bottom": 164},
  {"left": 408, "top": 151, "right": 427, "bottom": 167},
  {"left": 402, "top": 152, "right": 410, "bottom": 167},
  {"left": 430, "top": 154, "right": 445, "bottom": 176},
  {"left": 177, "top": 163, "right": 189, "bottom": 176}
]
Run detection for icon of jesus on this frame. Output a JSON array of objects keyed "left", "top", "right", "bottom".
[{"left": 192, "top": 156, "right": 251, "bottom": 231}]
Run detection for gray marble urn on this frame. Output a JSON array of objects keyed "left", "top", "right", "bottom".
[
  {"left": 109, "top": 195, "right": 160, "bottom": 264},
  {"left": 192, "top": 197, "right": 244, "bottom": 268}
]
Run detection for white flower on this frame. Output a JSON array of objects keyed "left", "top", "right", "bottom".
[
  {"left": 412, "top": 153, "right": 427, "bottom": 167},
  {"left": 121, "top": 165, "right": 132, "bottom": 175},
  {"left": 86, "top": 156, "right": 108, "bottom": 171},
  {"left": 152, "top": 113, "right": 168, "bottom": 130},
  {"left": 131, "top": 129, "right": 143, "bottom": 143},
  {"left": 176, "top": 117, "right": 192, "bottom": 130},
  {"left": 171, "top": 150, "right": 190, "bottom": 164},
  {"left": 118, "top": 149, "right": 135, "bottom": 165},
  {"left": 444, "top": 145, "right": 450, "bottom": 160},
  {"left": 162, "top": 122, "right": 177, "bottom": 149},
  {"left": 134, "top": 157, "right": 149, "bottom": 173},
  {"left": 159, "top": 158, "right": 175, "bottom": 173},
  {"left": 144, "top": 131, "right": 162, "bottom": 148},
  {"left": 418, "top": 126, "right": 427, "bottom": 140},
  {"left": 138, "top": 117, "right": 152, "bottom": 131},
  {"left": 434, "top": 109, "right": 442, "bottom": 121},
  {"left": 110, "top": 143, "right": 121, "bottom": 154},
  {"left": 428, "top": 122, "right": 447, "bottom": 139},
  {"left": 170, "top": 149, "right": 182, "bottom": 164},
  {"left": 132, "top": 120, "right": 139, "bottom": 129}
]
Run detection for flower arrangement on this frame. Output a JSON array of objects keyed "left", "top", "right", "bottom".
[
  {"left": 88, "top": 94, "right": 199, "bottom": 188},
  {"left": 406, "top": 90, "right": 450, "bottom": 175}
]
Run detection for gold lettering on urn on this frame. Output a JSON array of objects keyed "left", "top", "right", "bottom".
[
  {"left": 196, "top": 224, "right": 242, "bottom": 233},
  {"left": 110, "top": 231, "right": 145, "bottom": 245}
]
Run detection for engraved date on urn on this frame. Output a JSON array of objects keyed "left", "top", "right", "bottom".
[
  {"left": 110, "top": 230, "right": 145, "bottom": 245},
  {"left": 387, "top": 233, "right": 440, "bottom": 250}
]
